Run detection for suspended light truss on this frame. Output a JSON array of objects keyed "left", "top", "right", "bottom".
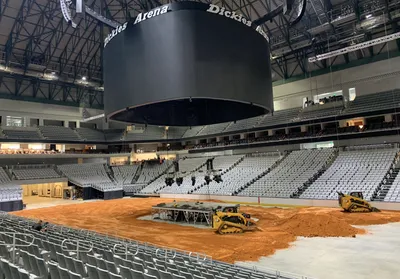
[{"left": 308, "top": 31, "right": 400, "bottom": 63}]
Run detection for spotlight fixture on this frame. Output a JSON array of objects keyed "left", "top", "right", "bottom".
[
  {"left": 213, "top": 174, "right": 223, "bottom": 183},
  {"left": 82, "top": 76, "right": 87, "bottom": 81},
  {"left": 204, "top": 175, "right": 212, "bottom": 185}
]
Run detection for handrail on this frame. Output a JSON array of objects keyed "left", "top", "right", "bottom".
[
  {"left": 155, "top": 248, "right": 176, "bottom": 260},
  {"left": 0, "top": 232, "right": 35, "bottom": 263},
  {"left": 112, "top": 242, "right": 139, "bottom": 259},
  {"left": 61, "top": 239, "right": 93, "bottom": 260}
]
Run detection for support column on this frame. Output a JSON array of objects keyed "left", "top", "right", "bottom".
[
  {"left": 64, "top": 121, "right": 69, "bottom": 128},
  {"left": 268, "top": 130, "right": 275, "bottom": 136},
  {"left": 385, "top": 114, "right": 393, "bottom": 122},
  {"left": 301, "top": 125, "right": 307, "bottom": 132},
  {"left": 39, "top": 119, "right": 44, "bottom": 126}
]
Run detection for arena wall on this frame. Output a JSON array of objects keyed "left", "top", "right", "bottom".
[
  {"left": 160, "top": 194, "right": 400, "bottom": 211},
  {"left": 273, "top": 56, "right": 400, "bottom": 110}
]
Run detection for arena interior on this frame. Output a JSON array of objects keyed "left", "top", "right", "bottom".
[{"left": 1, "top": 0, "right": 400, "bottom": 279}]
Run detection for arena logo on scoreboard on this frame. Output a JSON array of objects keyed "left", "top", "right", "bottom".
[
  {"left": 104, "top": 22, "right": 128, "bottom": 47},
  {"left": 206, "top": 4, "right": 269, "bottom": 42},
  {"left": 134, "top": 5, "right": 169, "bottom": 24}
]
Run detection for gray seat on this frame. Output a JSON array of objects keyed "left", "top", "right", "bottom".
[
  {"left": 119, "top": 265, "right": 133, "bottom": 279},
  {"left": 159, "top": 270, "right": 173, "bottom": 279},
  {"left": 69, "top": 270, "right": 83, "bottom": 279},
  {"left": 131, "top": 269, "right": 145, "bottom": 279},
  {"left": 143, "top": 274, "right": 158, "bottom": 279},
  {"left": 56, "top": 252, "right": 67, "bottom": 268},
  {"left": 72, "top": 258, "right": 87, "bottom": 277},
  {"left": 133, "top": 262, "right": 145, "bottom": 273},
  {"left": 97, "top": 267, "right": 110, "bottom": 279},
  {"left": 64, "top": 255, "right": 76, "bottom": 272},
  {"left": 105, "top": 259, "right": 118, "bottom": 274},
  {"left": 145, "top": 267, "right": 159, "bottom": 278},
  {"left": 58, "top": 266, "right": 72, "bottom": 279},
  {"left": 171, "top": 274, "right": 187, "bottom": 279},
  {"left": 109, "top": 272, "right": 123, "bottom": 279},
  {"left": 86, "top": 263, "right": 100, "bottom": 279},
  {"left": 48, "top": 261, "right": 61, "bottom": 279}
]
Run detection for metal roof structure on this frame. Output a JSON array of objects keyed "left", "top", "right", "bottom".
[{"left": 0, "top": 0, "right": 399, "bottom": 109}]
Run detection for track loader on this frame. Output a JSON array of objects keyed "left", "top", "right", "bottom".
[
  {"left": 337, "top": 191, "right": 380, "bottom": 213},
  {"left": 212, "top": 207, "right": 260, "bottom": 234}
]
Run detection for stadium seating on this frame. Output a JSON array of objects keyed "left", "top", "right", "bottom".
[
  {"left": 344, "top": 89, "right": 400, "bottom": 115},
  {"left": 39, "top": 126, "right": 81, "bottom": 141},
  {"left": 301, "top": 146, "right": 397, "bottom": 201},
  {"left": 0, "top": 214, "right": 288, "bottom": 279},
  {"left": 75, "top": 128, "right": 105, "bottom": 141},
  {"left": 112, "top": 165, "right": 140, "bottom": 185},
  {"left": 160, "top": 155, "right": 244, "bottom": 194},
  {"left": 197, "top": 123, "right": 231, "bottom": 136},
  {"left": 257, "top": 107, "right": 301, "bottom": 128},
  {"left": 240, "top": 149, "right": 335, "bottom": 197},
  {"left": 383, "top": 172, "right": 400, "bottom": 202},
  {"left": 181, "top": 126, "right": 204, "bottom": 138},
  {"left": 0, "top": 184, "right": 22, "bottom": 203},
  {"left": 57, "top": 163, "right": 121, "bottom": 192},
  {"left": 0, "top": 168, "right": 11, "bottom": 184},
  {"left": 2, "top": 128, "right": 43, "bottom": 140},
  {"left": 141, "top": 157, "right": 207, "bottom": 194},
  {"left": 104, "top": 129, "right": 124, "bottom": 141},
  {"left": 12, "top": 167, "right": 61, "bottom": 180},
  {"left": 136, "top": 161, "right": 172, "bottom": 191},
  {"left": 298, "top": 106, "right": 344, "bottom": 120},
  {"left": 195, "top": 153, "right": 281, "bottom": 196},
  {"left": 223, "top": 116, "right": 264, "bottom": 133}
]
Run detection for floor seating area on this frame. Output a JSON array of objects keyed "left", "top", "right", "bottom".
[
  {"left": 301, "top": 146, "right": 397, "bottom": 201},
  {"left": 0, "top": 214, "right": 285, "bottom": 279},
  {"left": 240, "top": 149, "right": 334, "bottom": 198},
  {"left": 194, "top": 153, "right": 282, "bottom": 196}
]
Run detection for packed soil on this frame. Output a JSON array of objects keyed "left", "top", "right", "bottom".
[{"left": 12, "top": 198, "right": 400, "bottom": 263}]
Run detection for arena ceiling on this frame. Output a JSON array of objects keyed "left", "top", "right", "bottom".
[{"left": 0, "top": 0, "right": 399, "bottom": 108}]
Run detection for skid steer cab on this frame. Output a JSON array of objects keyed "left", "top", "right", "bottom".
[
  {"left": 337, "top": 191, "right": 380, "bottom": 213},
  {"left": 212, "top": 207, "right": 259, "bottom": 234}
]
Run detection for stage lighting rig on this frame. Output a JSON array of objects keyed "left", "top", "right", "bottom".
[
  {"left": 176, "top": 177, "right": 183, "bottom": 186},
  {"left": 165, "top": 172, "right": 175, "bottom": 186},
  {"left": 191, "top": 174, "right": 196, "bottom": 186}
]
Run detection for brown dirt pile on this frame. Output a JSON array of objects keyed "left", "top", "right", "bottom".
[
  {"left": 12, "top": 198, "right": 400, "bottom": 263},
  {"left": 277, "top": 213, "right": 363, "bottom": 237}
]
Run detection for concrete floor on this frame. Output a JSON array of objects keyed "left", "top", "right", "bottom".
[
  {"left": 23, "top": 196, "right": 99, "bottom": 209},
  {"left": 237, "top": 223, "right": 400, "bottom": 279}
]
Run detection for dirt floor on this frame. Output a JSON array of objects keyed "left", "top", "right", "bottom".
[{"left": 11, "top": 198, "right": 400, "bottom": 263}]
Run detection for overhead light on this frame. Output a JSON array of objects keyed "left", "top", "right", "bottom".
[
  {"left": 82, "top": 76, "right": 87, "bottom": 81},
  {"left": 51, "top": 71, "right": 56, "bottom": 75},
  {"left": 366, "top": 14, "right": 372, "bottom": 19},
  {"left": 309, "top": 31, "right": 400, "bottom": 63}
]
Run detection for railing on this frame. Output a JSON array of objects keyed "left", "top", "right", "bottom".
[
  {"left": 0, "top": 232, "right": 35, "bottom": 263},
  {"left": 61, "top": 239, "right": 93, "bottom": 260},
  {"left": 4, "top": 213, "right": 311, "bottom": 279}
]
